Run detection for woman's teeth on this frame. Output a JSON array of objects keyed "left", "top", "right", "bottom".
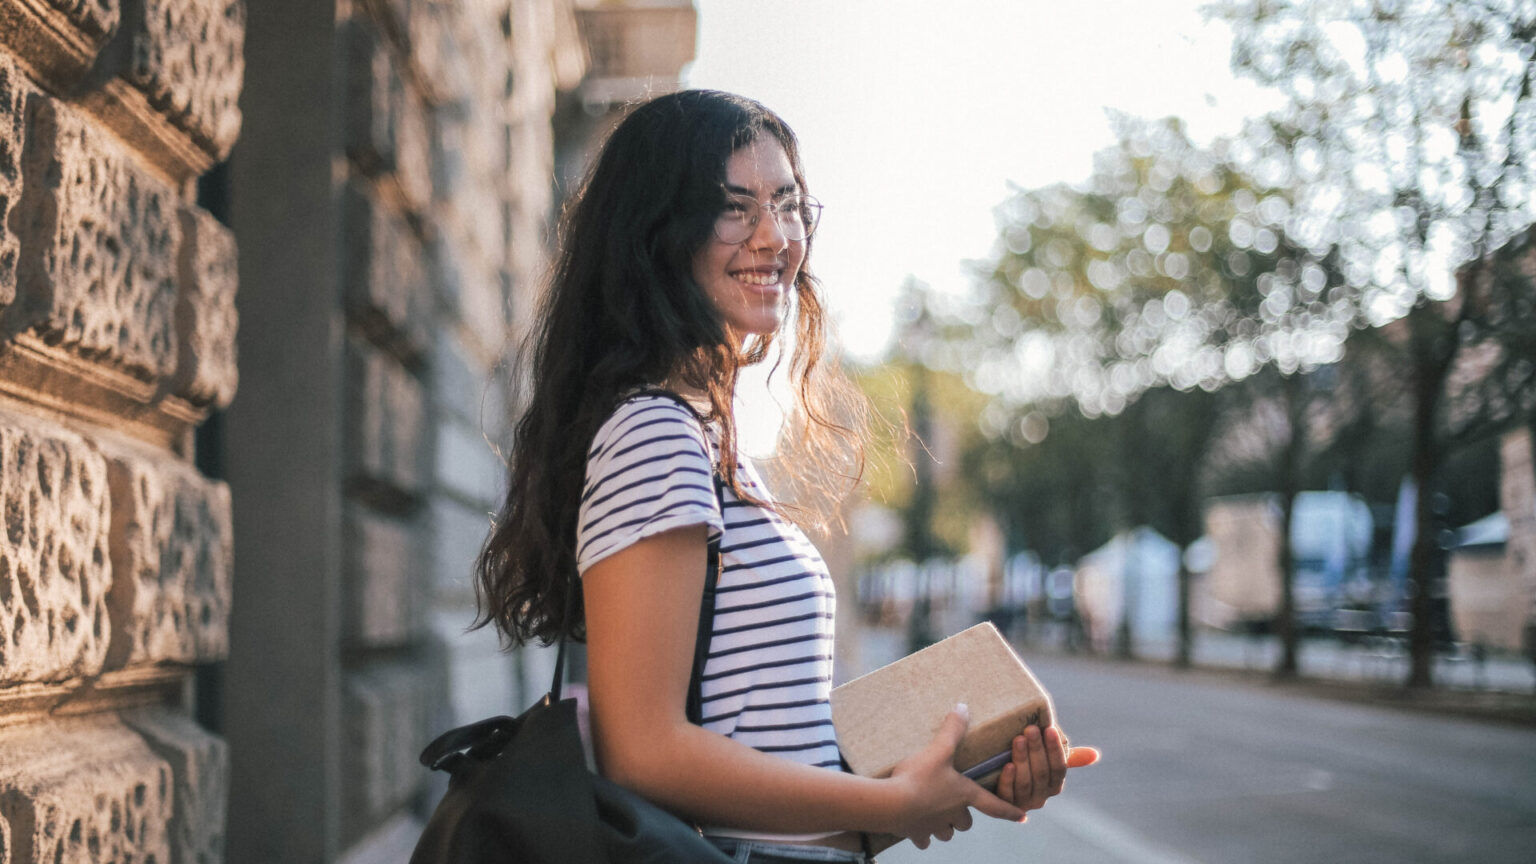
[{"left": 733, "top": 270, "right": 780, "bottom": 286}]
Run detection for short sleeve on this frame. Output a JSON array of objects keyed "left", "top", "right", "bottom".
[{"left": 576, "top": 395, "right": 723, "bottom": 574}]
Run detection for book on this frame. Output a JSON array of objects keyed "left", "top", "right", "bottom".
[{"left": 830, "top": 622, "right": 1059, "bottom": 852}]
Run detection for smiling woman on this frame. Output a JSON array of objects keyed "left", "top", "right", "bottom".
[
  {"left": 471, "top": 89, "right": 1095, "bottom": 864},
  {"left": 692, "top": 138, "right": 811, "bottom": 338}
]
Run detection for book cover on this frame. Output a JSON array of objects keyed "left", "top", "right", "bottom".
[{"left": 830, "top": 623, "right": 1058, "bottom": 852}]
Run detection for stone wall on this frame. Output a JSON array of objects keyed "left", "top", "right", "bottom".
[
  {"left": 0, "top": 1, "right": 243, "bottom": 862},
  {"left": 225, "top": 1, "right": 586, "bottom": 861}
]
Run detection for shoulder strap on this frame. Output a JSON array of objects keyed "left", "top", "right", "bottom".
[{"left": 553, "top": 388, "right": 723, "bottom": 727}]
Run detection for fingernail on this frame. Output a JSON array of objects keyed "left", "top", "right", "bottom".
[{"left": 955, "top": 702, "right": 969, "bottom": 720}]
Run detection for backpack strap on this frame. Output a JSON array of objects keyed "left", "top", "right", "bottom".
[{"left": 553, "top": 388, "right": 724, "bottom": 726}]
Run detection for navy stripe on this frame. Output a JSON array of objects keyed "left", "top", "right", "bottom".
[
  {"left": 710, "top": 612, "right": 833, "bottom": 639},
  {"left": 735, "top": 719, "right": 837, "bottom": 734},
  {"left": 708, "top": 633, "right": 822, "bottom": 660},
  {"left": 700, "top": 653, "right": 832, "bottom": 683},
  {"left": 585, "top": 463, "right": 712, "bottom": 511},
  {"left": 578, "top": 497, "right": 715, "bottom": 560},
  {"left": 719, "top": 535, "right": 780, "bottom": 556},
  {"left": 582, "top": 450, "right": 709, "bottom": 504},
  {"left": 715, "top": 590, "right": 832, "bottom": 616},
  {"left": 812, "top": 760, "right": 845, "bottom": 769},
  {"left": 723, "top": 553, "right": 802, "bottom": 573},
  {"left": 584, "top": 480, "right": 714, "bottom": 528},
  {"left": 701, "top": 697, "right": 826, "bottom": 725},
  {"left": 753, "top": 739, "right": 840, "bottom": 754},
  {"left": 723, "top": 516, "right": 773, "bottom": 531},
  {"left": 699, "top": 675, "right": 830, "bottom": 705},
  {"left": 608, "top": 431, "right": 701, "bottom": 463},
  {"left": 588, "top": 402, "right": 690, "bottom": 459},
  {"left": 716, "top": 570, "right": 818, "bottom": 595}
]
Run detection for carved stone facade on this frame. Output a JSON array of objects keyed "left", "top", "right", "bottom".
[
  {"left": 224, "top": 1, "right": 595, "bottom": 861},
  {"left": 5, "top": 0, "right": 693, "bottom": 860},
  {"left": 0, "top": 3, "right": 242, "bottom": 864}
]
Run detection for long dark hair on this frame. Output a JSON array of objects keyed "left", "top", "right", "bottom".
[{"left": 474, "top": 90, "right": 867, "bottom": 646}]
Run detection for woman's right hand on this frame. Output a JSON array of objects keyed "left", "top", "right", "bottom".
[{"left": 885, "top": 704, "right": 1027, "bottom": 849}]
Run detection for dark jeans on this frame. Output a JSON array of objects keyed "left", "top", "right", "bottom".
[{"left": 705, "top": 837, "right": 874, "bottom": 864}]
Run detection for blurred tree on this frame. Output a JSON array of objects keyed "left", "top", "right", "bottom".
[
  {"left": 950, "top": 115, "right": 1343, "bottom": 671},
  {"left": 1212, "top": 0, "right": 1536, "bottom": 687}
]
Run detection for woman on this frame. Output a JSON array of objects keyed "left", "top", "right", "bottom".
[{"left": 476, "top": 90, "right": 1097, "bottom": 863}]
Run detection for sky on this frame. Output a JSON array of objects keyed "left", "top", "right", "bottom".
[{"left": 685, "top": 0, "right": 1283, "bottom": 362}]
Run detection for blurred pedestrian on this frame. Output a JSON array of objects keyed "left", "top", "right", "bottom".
[{"left": 473, "top": 90, "right": 1097, "bottom": 862}]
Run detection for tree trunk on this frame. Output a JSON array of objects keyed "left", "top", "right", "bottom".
[
  {"left": 1275, "top": 371, "right": 1305, "bottom": 679},
  {"left": 1176, "top": 558, "right": 1193, "bottom": 668},
  {"left": 1405, "top": 309, "right": 1453, "bottom": 689}
]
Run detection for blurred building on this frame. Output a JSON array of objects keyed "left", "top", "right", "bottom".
[
  {"left": 1074, "top": 527, "right": 1182, "bottom": 652},
  {"left": 1447, "top": 428, "right": 1536, "bottom": 652},
  {"left": 0, "top": 1, "right": 696, "bottom": 862},
  {"left": 1200, "top": 492, "right": 1374, "bottom": 632}
]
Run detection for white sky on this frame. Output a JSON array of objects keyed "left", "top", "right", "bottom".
[{"left": 686, "top": 0, "right": 1283, "bottom": 361}]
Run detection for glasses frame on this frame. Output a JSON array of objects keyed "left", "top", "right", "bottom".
[{"left": 712, "top": 192, "right": 823, "bottom": 245}]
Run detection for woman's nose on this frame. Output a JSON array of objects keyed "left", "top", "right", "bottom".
[{"left": 746, "top": 208, "right": 790, "bottom": 250}]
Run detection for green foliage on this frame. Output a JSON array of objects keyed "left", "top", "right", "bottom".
[
  {"left": 853, "top": 359, "right": 993, "bottom": 559},
  {"left": 957, "top": 114, "right": 1349, "bottom": 419}
]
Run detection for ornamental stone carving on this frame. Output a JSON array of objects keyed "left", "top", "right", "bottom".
[
  {"left": 0, "top": 717, "right": 173, "bottom": 864},
  {"left": 100, "top": 434, "right": 233, "bottom": 668},
  {"left": 126, "top": 0, "right": 245, "bottom": 159},
  {"left": 173, "top": 206, "right": 238, "bottom": 408},
  {"left": 15, "top": 95, "right": 180, "bottom": 383},
  {"left": 0, "top": 408, "right": 111, "bottom": 685}
]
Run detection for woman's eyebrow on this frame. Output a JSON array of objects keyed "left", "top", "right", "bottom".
[{"left": 724, "top": 182, "right": 801, "bottom": 198}]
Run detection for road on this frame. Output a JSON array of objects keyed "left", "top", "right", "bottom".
[{"left": 874, "top": 653, "right": 1536, "bottom": 864}]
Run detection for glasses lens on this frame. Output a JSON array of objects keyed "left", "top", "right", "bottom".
[
  {"left": 712, "top": 195, "right": 823, "bottom": 244},
  {"left": 791, "top": 195, "right": 822, "bottom": 241}
]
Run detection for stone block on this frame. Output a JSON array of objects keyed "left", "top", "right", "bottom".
[
  {"left": 0, "top": 716, "right": 173, "bottom": 864},
  {"left": 14, "top": 94, "right": 179, "bottom": 383},
  {"left": 340, "top": 17, "right": 394, "bottom": 175},
  {"left": 348, "top": 342, "right": 425, "bottom": 497},
  {"left": 344, "top": 506, "right": 420, "bottom": 648},
  {"left": 173, "top": 206, "right": 238, "bottom": 408},
  {"left": 0, "top": 52, "right": 34, "bottom": 310},
  {"left": 0, "top": 1, "right": 119, "bottom": 87},
  {"left": 0, "top": 409, "right": 110, "bottom": 685},
  {"left": 125, "top": 0, "right": 245, "bottom": 159},
  {"left": 98, "top": 434, "right": 233, "bottom": 668},
  {"left": 342, "top": 662, "right": 430, "bottom": 839},
  {"left": 393, "top": 74, "right": 433, "bottom": 211},
  {"left": 42, "top": 0, "right": 120, "bottom": 44},
  {"left": 341, "top": 181, "right": 431, "bottom": 359},
  {"left": 123, "top": 708, "right": 228, "bottom": 864}
]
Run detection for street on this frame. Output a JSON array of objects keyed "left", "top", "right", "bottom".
[{"left": 875, "top": 653, "right": 1536, "bottom": 864}]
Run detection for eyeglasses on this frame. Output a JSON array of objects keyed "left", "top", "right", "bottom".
[{"left": 712, "top": 193, "right": 823, "bottom": 244}]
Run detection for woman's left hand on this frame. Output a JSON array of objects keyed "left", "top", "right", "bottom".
[{"left": 995, "top": 726, "right": 1101, "bottom": 813}]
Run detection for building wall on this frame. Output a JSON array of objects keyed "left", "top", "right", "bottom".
[
  {"left": 0, "top": 1, "right": 244, "bottom": 862},
  {"left": 226, "top": 1, "right": 585, "bottom": 861},
  {"left": 1503, "top": 427, "right": 1536, "bottom": 649},
  {"left": 3, "top": 2, "right": 695, "bottom": 860}
]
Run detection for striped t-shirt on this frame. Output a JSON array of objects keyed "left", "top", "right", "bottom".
[{"left": 576, "top": 394, "right": 844, "bottom": 837}]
